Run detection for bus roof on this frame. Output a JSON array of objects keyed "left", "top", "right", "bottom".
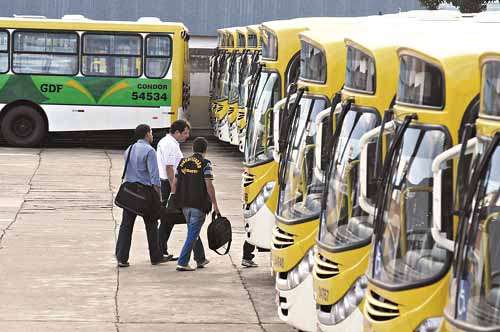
[
  {"left": 0, "top": 16, "right": 188, "bottom": 33},
  {"left": 397, "top": 22, "right": 496, "bottom": 63},
  {"left": 345, "top": 19, "right": 469, "bottom": 57},
  {"left": 299, "top": 22, "right": 360, "bottom": 53}
]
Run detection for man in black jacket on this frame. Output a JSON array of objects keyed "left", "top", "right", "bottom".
[{"left": 175, "top": 137, "right": 220, "bottom": 271}]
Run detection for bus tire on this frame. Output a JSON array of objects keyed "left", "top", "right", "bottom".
[{"left": 1, "top": 105, "right": 47, "bottom": 147}]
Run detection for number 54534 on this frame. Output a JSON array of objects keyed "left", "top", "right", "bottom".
[{"left": 131, "top": 91, "right": 168, "bottom": 101}]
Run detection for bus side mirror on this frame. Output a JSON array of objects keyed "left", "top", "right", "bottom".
[
  {"left": 431, "top": 138, "right": 477, "bottom": 252},
  {"left": 314, "top": 107, "right": 333, "bottom": 174},
  {"left": 359, "top": 121, "right": 395, "bottom": 216}
]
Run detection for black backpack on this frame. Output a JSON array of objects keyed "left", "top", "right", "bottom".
[{"left": 207, "top": 213, "right": 232, "bottom": 255}]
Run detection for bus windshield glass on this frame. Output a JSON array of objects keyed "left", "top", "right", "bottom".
[
  {"left": 368, "top": 124, "right": 452, "bottom": 287},
  {"left": 319, "top": 107, "right": 379, "bottom": 249},
  {"left": 277, "top": 97, "right": 328, "bottom": 222},
  {"left": 244, "top": 72, "right": 280, "bottom": 165},
  {"left": 447, "top": 138, "right": 500, "bottom": 328}
]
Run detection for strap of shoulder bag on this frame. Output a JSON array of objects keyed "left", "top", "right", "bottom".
[
  {"left": 121, "top": 144, "right": 135, "bottom": 181},
  {"left": 214, "top": 240, "right": 231, "bottom": 255}
]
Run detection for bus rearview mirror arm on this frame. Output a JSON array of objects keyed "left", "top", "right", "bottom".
[
  {"left": 431, "top": 138, "right": 477, "bottom": 252},
  {"left": 359, "top": 121, "right": 395, "bottom": 216}
]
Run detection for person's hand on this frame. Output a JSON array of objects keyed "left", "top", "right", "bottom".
[{"left": 213, "top": 204, "right": 220, "bottom": 216}]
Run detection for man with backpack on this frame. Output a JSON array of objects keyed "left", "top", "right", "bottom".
[{"left": 174, "top": 137, "right": 220, "bottom": 271}]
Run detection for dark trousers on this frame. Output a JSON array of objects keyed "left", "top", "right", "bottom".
[
  {"left": 115, "top": 209, "right": 163, "bottom": 264},
  {"left": 159, "top": 179, "right": 175, "bottom": 254},
  {"left": 242, "top": 240, "right": 255, "bottom": 260}
]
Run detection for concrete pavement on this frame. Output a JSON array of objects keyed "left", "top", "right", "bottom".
[{"left": 0, "top": 144, "right": 293, "bottom": 332}]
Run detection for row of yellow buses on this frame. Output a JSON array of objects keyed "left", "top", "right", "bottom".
[
  {"left": 209, "top": 25, "right": 261, "bottom": 152},
  {"left": 212, "top": 10, "right": 500, "bottom": 332}
]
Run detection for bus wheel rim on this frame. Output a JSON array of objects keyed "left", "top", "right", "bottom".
[{"left": 12, "top": 116, "right": 35, "bottom": 138}]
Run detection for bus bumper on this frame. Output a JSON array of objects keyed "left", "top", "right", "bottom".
[
  {"left": 244, "top": 204, "right": 274, "bottom": 250},
  {"left": 218, "top": 119, "right": 230, "bottom": 142},
  {"left": 239, "top": 130, "right": 246, "bottom": 153},
  {"left": 317, "top": 306, "right": 364, "bottom": 332},
  {"left": 276, "top": 273, "right": 317, "bottom": 332},
  {"left": 230, "top": 122, "right": 239, "bottom": 145}
]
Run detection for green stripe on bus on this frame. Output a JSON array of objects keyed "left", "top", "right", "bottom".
[{"left": 0, "top": 75, "right": 172, "bottom": 107}]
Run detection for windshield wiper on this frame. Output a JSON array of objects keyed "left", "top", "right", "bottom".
[
  {"left": 245, "top": 64, "right": 263, "bottom": 111},
  {"left": 278, "top": 83, "right": 299, "bottom": 154},
  {"left": 453, "top": 132, "right": 500, "bottom": 319},
  {"left": 370, "top": 114, "right": 417, "bottom": 277},
  {"left": 278, "top": 87, "right": 306, "bottom": 188},
  {"left": 320, "top": 98, "right": 354, "bottom": 212}
]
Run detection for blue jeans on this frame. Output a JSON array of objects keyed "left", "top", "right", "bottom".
[{"left": 178, "top": 207, "right": 206, "bottom": 266}]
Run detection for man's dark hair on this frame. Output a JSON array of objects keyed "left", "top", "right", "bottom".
[
  {"left": 170, "top": 120, "right": 191, "bottom": 135},
  {"left": 134, "top": 124, "right": 151, "bottom": 140},
  {"left": 193, "top": 137, "right": 208, "bottom": 154}
]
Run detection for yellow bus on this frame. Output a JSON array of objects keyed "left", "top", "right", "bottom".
[
  {"left": 226, "top": 26, "right": 249, "bottom": 146},
  {"left": 0, "top": 15, "right": 189, "bottom": 146},
  {"left": 212, "top": 28, "right": 233, "bottom": 138},
  {"left": 271, "top": 21, "right": 359, "bottom": 332},
  {"left": 359, "top": 23, "right": 492, "bottom": 332},
  {"left": 432, "top": 50, "right": 500, "bottom": 332},
  {"left": 243, "top": 18, "right": 311, "bottom": 251},
  {"left": 209, "top": 29, "right": 227, "bottom": 130},
  {"left": 237, "top": 25, "right": 261, "bottom": 152},
  {"left": 216, "top": 27, "right": 239, "bottom": 142}
]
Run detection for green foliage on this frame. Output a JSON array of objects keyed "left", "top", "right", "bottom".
[
  {"left": 419, "top": 0, "right": 498, "bottom": 12},
  {"left": 446, "top": 0, "right": 497, "bottom": 12},
  {"left": 419, "top": 0, "right": 442, "bottom": 9}
]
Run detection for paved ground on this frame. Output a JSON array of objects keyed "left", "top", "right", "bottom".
[{"left": 0, "top": 142, "right": 293, "bottom": 331}]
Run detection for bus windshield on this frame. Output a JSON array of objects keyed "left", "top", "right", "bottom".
[
  {"left": 447, "top": 138, "right": 500, "bottom": 328},
  {"left": 319, "top": 107, "right": 379, "bottom": 250},
  {"left": 244, "top": 72, "right": 280, "bottom": 165},
  {"left": 277, "top": 96, "right": 328, "bottom": 223},
  {"left": 369, "top": 124, "right": 452, "bottom": 288},
  {"left": 229, "top": 55, "right": 240, "bottom": 104}
]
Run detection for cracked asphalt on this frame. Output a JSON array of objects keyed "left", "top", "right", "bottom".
[{"left": 0, "top": 143, "right": 294, "bottom": 332}]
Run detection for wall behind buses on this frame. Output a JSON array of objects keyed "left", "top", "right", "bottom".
[{"left": 1, "top": 0, "right": 423, "bottom": 134}]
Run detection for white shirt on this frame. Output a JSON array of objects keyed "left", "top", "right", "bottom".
[{"left": 156, "top": 134, "right": 183, "bottom": 180}]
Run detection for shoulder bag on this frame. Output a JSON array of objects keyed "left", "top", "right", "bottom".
[{"left": 114, "top": 144, "right": 162, "bottom": 219}]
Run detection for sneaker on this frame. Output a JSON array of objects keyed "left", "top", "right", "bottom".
[
  {"left": 242, "top": 259, "right": 258, "bottom": 268},
  {"left": 151, "top": 256, "right": 171, "bottom": 265},
  {"left": 176, "top": 264, "right": 196, "bottom": 271},
  {"left": 117, "top": 261, "right": 130, "bottom": 268},
  {"left": 197, "top": 259, "right": 210, "bottom": 268},
  {"left": 163, "top": 254, "right": 174, "bottom": 261}
]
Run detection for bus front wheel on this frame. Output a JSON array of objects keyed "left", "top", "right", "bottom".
[{"left": 1, "top": 105, "right": 47, "bottom": 147}]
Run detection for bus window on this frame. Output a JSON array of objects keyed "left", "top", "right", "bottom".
[
  {"left": 145, "top": 35, "right": 172, "bottom": 78},
  {"left": 0, "top": 31, "right": 8, "bottom": 73},
  {"left": 12, "top": 31, "right": 78, "bottom": 75},
  {"left": 82, "top": 34, "right": 142, "bottom": 77}
]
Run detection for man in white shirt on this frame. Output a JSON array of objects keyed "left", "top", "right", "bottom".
[{"left": 157, "top": 120, "right": 191, "bottom": 258}]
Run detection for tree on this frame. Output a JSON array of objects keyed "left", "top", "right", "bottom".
[
  {"left": 447, "top": 0, "right": 497, "bottom": 12},
  {"left": 419, "top": 0, "right": 498, "bottom": 12},
  {"left": 419, "top": 0, "right": 442, "bottom": 9}
]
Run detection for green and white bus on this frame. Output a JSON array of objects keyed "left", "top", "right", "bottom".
[{"left": 0, "top": 15, "right": 189, "bottom": 146}]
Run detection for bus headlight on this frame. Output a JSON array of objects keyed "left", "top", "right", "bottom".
[
  {"left": 284, "top": 247, "right": 316, "bottom": 290},
  {"left": 319, "top": 275, "right": 368, "bottom": 325},
  {"left": 243, "top": 181, "right": 275, "bottom": 218},
  {"left": 414, "top": 317, "right": 442, "bottom": 332}
]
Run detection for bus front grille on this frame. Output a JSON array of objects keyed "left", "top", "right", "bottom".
[
  {"left": 314, "top": 252, "right": 340, "bottom": 279},
  {"left": 365, "top": 290, "right": 400, "bottom": 322},
  {"left": 272, "top": 226, "right": 294, "bottom": 249}
]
